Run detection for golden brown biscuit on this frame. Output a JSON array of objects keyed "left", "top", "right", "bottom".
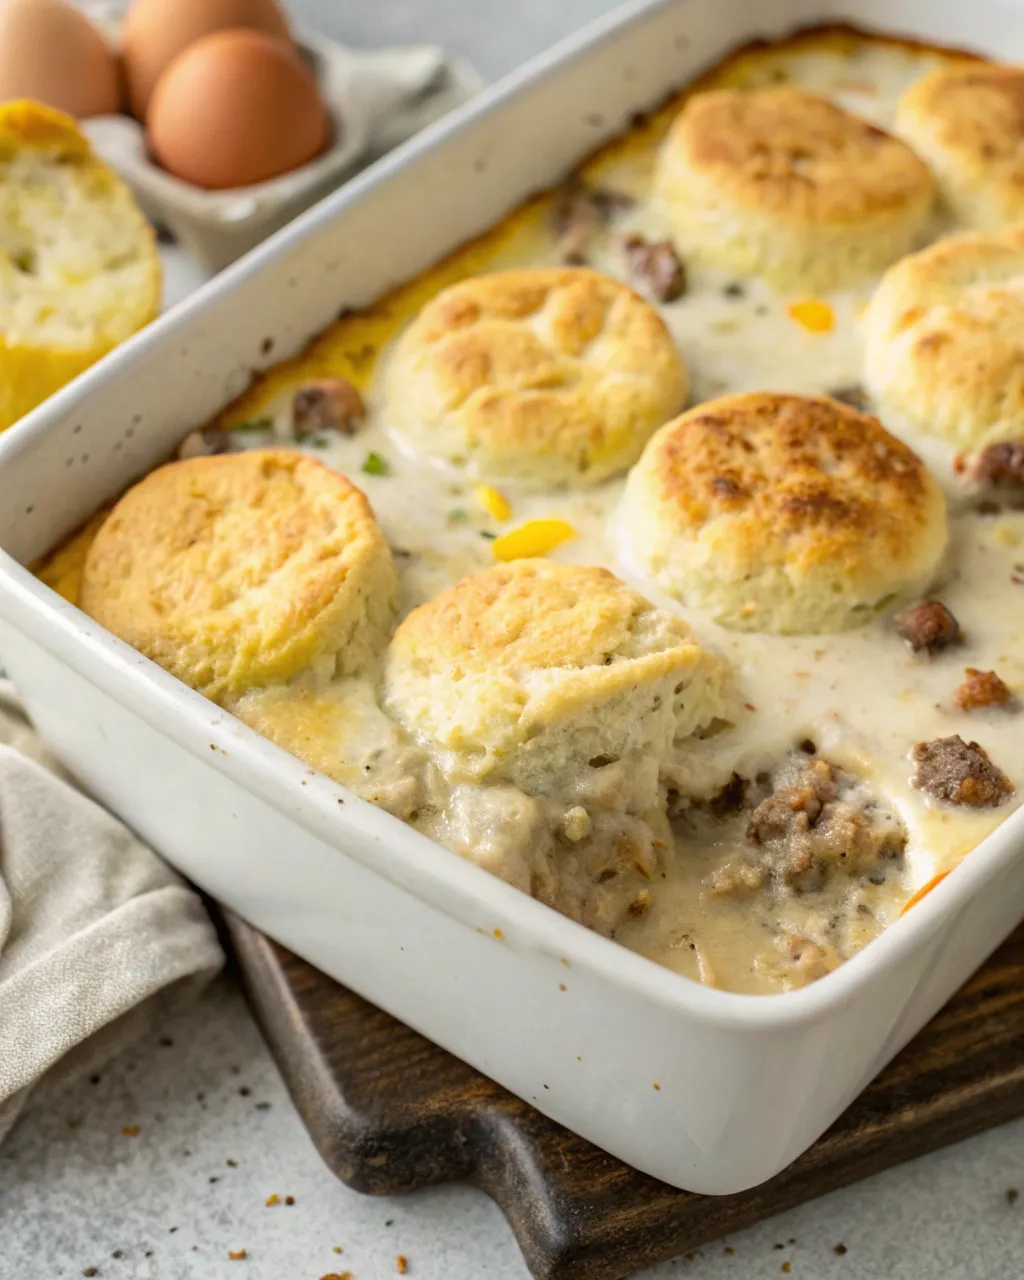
[
  {"left": 381, "top": 267, "right": 687, "bottom": 488},
  {"left": 81, "top": 449, "right": 398, "bottom": 703},
  {"left": 653, "top": 88, "right": 934, "bottom": 290},
  {"left": 863, "top": 223, "right": 1024, "bottom": 450},
  {"left": 896, "top": 63, "right": 1024, "bottom": 230},
  {"left": 617, "top": 393, "right": 948, "bottom": 633},
  {"left": 383, "top": 559, "right": 732, "bottom": 793},
  {"left": 0, "top": 100, "right": 160, "bottom": 433}
]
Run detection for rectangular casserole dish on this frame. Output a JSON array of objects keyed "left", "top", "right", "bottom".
[{"left": 2, "top": 0, "right": 1024, "bottom": 1196}]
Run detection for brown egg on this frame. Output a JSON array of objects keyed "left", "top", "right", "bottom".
[
  {"left": 147, "top": 30, "right": 329, "bottom": 190},
  {"left": 0, "top": 0, "right": 121, "bottom": 119},
  {"left": 122, "top": 0, "right": 291, "bottom": 119}
]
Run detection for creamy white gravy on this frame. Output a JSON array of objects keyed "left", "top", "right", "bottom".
[{"left": 225, "top": 36, "right": 1023, "bottom": 993}]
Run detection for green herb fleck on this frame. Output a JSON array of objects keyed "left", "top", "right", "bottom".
[
  {"left": 361, "top": 451, "right": 390, "bottom": 476},
  {"left": 447, "top": 508, "right": 469, "bottom": 524},
  {"left": 231, "top": 417, "right": 274, "bottom": 433},
  {"left": 310, "top": 435, "right": 329, "bottom": 448},
  {"left": 479, "top": 531, "right": 497, "bottom": 541}
]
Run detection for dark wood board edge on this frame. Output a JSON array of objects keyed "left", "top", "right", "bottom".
[{"left": 225, "top": 913, "right": 1024, "bottom": 1280}]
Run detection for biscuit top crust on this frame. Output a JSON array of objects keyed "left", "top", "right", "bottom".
[
  {"left": 382, "top": 266, "right": 687, "bottom": 485},
  {"left": 383, "top": 559, "right": 727, "bottom": 780},
  {"left": 667, "top": 88, "right": 932, "bottom": 226},
  {"left": 81, "top": 449, "right": 396, "bottom": 703},
  {"left": 899, "top": 63, "right": 1024, "bottom": 174},
  {"left": 389, "top": 559, "right": 696, "bottom": 686},
  {"left": 863, "top": 222, "right": 1024, "bottom": 448},
  {"left": 641, "top": 393, "right": 940, "bottom": 576}
]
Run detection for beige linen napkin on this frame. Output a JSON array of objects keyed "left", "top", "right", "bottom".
[{"left": 0, "top": 681, "right": 223, "bottom": 1142}]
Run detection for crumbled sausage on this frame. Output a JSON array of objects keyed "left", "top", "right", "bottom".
[
  {"left": 954, "top": 668, "right": 1015, "bottom": 712},
  {"left": 748, "top": 757, "right": 837, "bottom": 845},
  {"left": 911, "top": 735, "right": 1015, "bottom": 808},
  {"left": 894, "top": 600, "right": 963, "bottom": 654},
  {"left": 746, "top": 757, "right": 905, "bottom": 889},
  {"left": 176, "top": 427, "right": 230, "bottom": 460},
  {"left": 705, "top": 856, "right": 765, "bottom": 897},
  {"left": 955, "top": 439, "right": 1024, "bottom": 491},
  {"left": 550, "top": 177, "right": 634, "bottom": 264},
  {"left": 621, "top": 234, "right": 686, "bottom": 301},
  {"left": 706, "top": 773, "right": 748, "bottom": 817},
  {"left": 292, "top": 377, "right": 365, "bottom": 437}
]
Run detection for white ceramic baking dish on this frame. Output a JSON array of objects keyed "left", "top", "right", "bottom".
[{"left": 2, "top": 0, "right": 1023, "bottom": 1197}]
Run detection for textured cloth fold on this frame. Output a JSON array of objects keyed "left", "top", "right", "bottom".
[{"left": 0, "top": 683, "right": 223, "bottom": 1142}]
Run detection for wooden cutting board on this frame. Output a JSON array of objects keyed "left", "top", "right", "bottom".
[{"left": 225, "top": 913, "right": 1024, "bottom": 1280}]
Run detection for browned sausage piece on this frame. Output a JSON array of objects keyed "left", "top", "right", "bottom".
[
  {"left": 894, "top": 600, "right": 963, "bottom": 653},
  {"left": 291, "top": 377, "right": 365, "bottom": 438},
  {"left": 550, "top": 178, "right": 634, "bottom": 264},
  {"left": 746, "top": 757, "right": 905, "bottom": 889},
  {"left": 910, "top": 735, "right": 1015, "bottom": 807},
  {"left": 956, "top": 439, "right": 1024, "bottom": 490},
  {"left": 621, "top": 234, "right": 687, "bottom": 302},
  {"left": 953, "top": 668, "right": 1015, "bottom": 712}
]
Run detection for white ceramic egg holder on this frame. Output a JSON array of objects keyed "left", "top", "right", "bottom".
[{"left": 80, "top": 4, "right": 483, "bottom": 271}]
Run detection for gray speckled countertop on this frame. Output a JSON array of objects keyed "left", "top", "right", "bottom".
[
  {"left": 4, "top": 2, "right": 1024, "bottom": 1277},
  {"left": 3, "top": 975, "right": 1024, "bottom": 1279}
]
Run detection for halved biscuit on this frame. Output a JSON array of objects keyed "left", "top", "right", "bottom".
[{"left": 0, "top": 100, "right": 160, "bottom": 432}]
